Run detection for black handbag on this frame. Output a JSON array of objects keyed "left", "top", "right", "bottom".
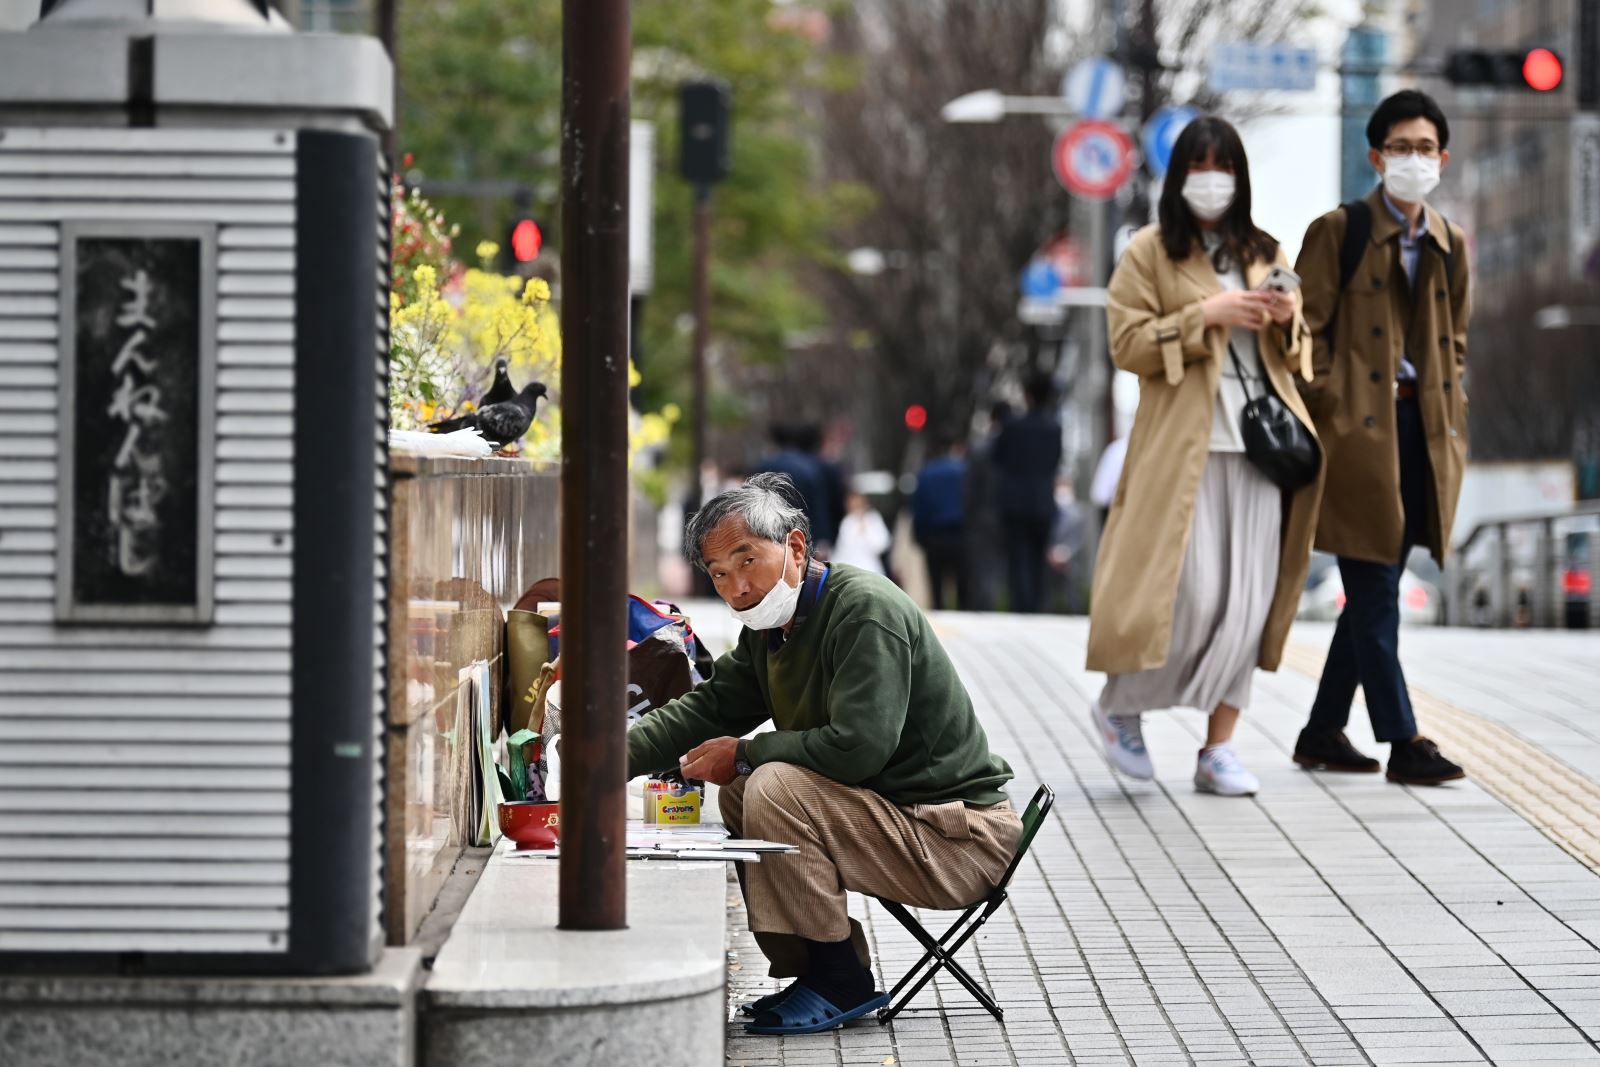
[{"left": 1228, "top": 341, "right": 1319, "bottom": 491}]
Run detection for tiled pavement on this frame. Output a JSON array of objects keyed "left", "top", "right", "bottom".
[{"left": 708, "top": 613, "right": 1600, "bottom": 1066}]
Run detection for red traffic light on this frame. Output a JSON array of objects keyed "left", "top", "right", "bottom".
[
  {"left": 904, "top": 404, "right": 928, "bottom": 432},
  {"left": 1523, "top": 47, "right": 1563, "bottom": 91},
  {"left": 1444, "top": 47, "right": 1564, "bottom": 90},
  {"left": 510, "top": 218, "right": 543, "bottom": 262}
]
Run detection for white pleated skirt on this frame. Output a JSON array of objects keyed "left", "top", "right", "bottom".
[{"left": 1098, "top": 452, "right": 1281, "bottom": 717}]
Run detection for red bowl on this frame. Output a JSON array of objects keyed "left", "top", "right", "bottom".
[{"left": 498, "top": 801, "right": 560, "bottom": 850}]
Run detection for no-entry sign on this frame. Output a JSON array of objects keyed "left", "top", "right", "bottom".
[{"left": 1052, "top": 120, "right": 1136, "bottom": 200}]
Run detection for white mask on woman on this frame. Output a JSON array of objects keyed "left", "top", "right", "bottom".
[
  {"left": 1380, "top": 153, "right": 1440, "bottom": 203},
  {"left": 1181, "top": 171, "right": 1236, "bottom": 222},
  {"left": 728, "top": 551, "right": 803, "bottom": 630}
]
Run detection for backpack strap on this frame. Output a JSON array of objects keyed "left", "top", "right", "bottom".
[
  {"left": 1322, "top": 200, "right": 1373, "bottom": 350},
  {"left": 1338, "top": 199, "right": 1373, "bottom": 292},
  {"left": 1439, "top": 213, "right": 1458, "bottom": 288}
]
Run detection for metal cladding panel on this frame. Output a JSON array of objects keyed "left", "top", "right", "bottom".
[
  {"left": 0, "top": 126, "right": 387, "bottom": 970},
  {"left": 289, "top": 127, "right": 389, "bottom": 973}
]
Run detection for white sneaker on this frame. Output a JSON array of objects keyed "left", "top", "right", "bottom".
[
  {"left": 1092, "top": 701, "right": 1154, "bottom": 780},
  {"left": 1194, "top": 743, "right": 1260, "bottom": 796}
]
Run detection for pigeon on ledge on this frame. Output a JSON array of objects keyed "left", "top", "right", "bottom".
[
  {"left": 479, "top": 358, "right": 516, "bottom": 407},
  {"left": 429, "top": 382, "right": 547, "bottom": 449},
  {"left": 427, "top": 357, "right": 513, "bottom": 435}
]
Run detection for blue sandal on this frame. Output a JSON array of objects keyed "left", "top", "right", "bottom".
[
  {"left": 738, "top": 982, "right": 796, "bottom": 1017},
  {"left": 744, "top": 984, "right": 890, "bottom": 1035}
]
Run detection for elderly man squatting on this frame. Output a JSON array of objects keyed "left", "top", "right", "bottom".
[{"left": 626, "top": 473, "right": 1022, "bottom": 1036}]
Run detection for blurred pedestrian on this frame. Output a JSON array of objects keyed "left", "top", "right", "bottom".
[
  {"left": 1086, "top": 116, "right": 1322, "bottom": 797},
  {"left": 1047, "top": 478, "right": 1087, "bottom": 614},
  {"left": 1291, "top": 90, "right": 1469, "bottom": 786},
  {"left": 912, "top": 440, "right": 968, "bottom": 610},
  {"left": 832, "top": 490, "right": 893, "bottom": 576},
  {"left": 963, "top": 401, "right": 1012, "bottom": 611},
  {"left": 796, "top": 423, "right": 847, "bottom": 552},
  {"left": 994, "top": 376, "right": 1063, "bottom": 614},
  {"left": 1089, "top": 433, "right": 1128, "bottom": 530},
  {"left": 754, "top": 424, "right": 833, "bottom": 557}
]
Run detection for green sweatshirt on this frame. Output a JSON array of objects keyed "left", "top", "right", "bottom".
[{"left": 627, "top": 565, "right": 1013, "bottom": 806}]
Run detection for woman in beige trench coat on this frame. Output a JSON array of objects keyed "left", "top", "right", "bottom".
[{"left": 1086, "top": 117, "right": 1324, "bottom": 796}]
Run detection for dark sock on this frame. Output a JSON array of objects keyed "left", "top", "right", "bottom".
[{"left": 802, "top": 937, "right": 874, "bottom": 1007}]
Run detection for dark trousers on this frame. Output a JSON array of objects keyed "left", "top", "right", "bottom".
[
  {"left": 1306, "top": 397, "right": 1430, "bottom": 743},
  {"left": 921, "top": 527, "right": 965, "bottom": 610},
  {"left": 1003, "top": 514, "right": 1054, "bottom": 615}
]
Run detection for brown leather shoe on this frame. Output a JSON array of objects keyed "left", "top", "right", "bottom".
[{"left": 1294, "top": 729, "right": 1380, "bottom": 773}]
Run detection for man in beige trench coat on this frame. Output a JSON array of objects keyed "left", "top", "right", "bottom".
[{"left": 1290, "top": 90, "right": 1469, "bottom": 786}]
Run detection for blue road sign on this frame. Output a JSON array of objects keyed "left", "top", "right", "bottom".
[
  {"left": 1021, "top": 260, "right": 1061, "bottom": 299},
  {"left": 1141, "top": 105, "right": 1199, "bottom": 178},
  {"left": 1209, "top": 42, "right": 1318, "bottom": 92},
  {"left": 1063, "top": 57, "right": 1127, "bottom": 120}
]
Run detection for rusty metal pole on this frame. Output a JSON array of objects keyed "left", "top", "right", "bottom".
[{"left": 558, "top": 0, "right": 630, "bottom": 931}]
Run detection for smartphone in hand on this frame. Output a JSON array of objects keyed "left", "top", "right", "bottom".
[{"left": 1259, "top": 266, "right": 1302, "bottom": 293}]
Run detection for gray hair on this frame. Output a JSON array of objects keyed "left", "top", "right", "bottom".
[{"left": 684, "top": 472, "right": 811, "bottom": 572}]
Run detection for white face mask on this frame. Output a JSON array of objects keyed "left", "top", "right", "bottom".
[
  {"left": 1380, "top": 153, "right": 1440, "bottom": 203},
  {"left": 1181, "top": 171, "right": 1236, "bottom": 222},
  {"left": 728, "top": 550, "right": 803, "bottom": 630}
]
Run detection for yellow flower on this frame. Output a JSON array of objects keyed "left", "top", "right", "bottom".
[
  {"left": 522, "top": 277, "right": 552, "bottom": 304},
  {"left": 476, "top": 240, "right": 500, "bottom": 262},
  {"left": 413, "top": 264, "right": 437, "bottom": 291},
  {"left": 661, "top": 402, "right": 682, "bottom": 423}
]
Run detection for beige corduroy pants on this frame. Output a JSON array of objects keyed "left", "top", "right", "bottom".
[{"left": 718, "top": 763, "right": 1021, "bottom": 979}]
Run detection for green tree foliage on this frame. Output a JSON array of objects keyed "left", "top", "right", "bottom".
[{"left": 398, "top": 0, "right": 864, "bottom": 470}]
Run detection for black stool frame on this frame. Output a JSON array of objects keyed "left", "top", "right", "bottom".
[{"left": 876, "top": 784, "right": 1055, "bottom": 1024}]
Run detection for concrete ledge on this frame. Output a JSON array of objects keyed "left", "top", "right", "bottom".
[
  {"left": 422, "top": 843, "right": 726, "bottom": 1065},
  {"left": 0, "top": 946, "right": 423, "bottom": 1067}
]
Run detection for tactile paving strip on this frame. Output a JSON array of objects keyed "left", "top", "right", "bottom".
[{"left": 1285, "top": 642, "right": 1600, "bottom": 872}]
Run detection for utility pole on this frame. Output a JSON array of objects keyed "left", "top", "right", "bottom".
[
  {"left": 1341, "top": 24, "right": 1387, "bottom": 203},
  {"left": 1137, "top": 0, "right": 1158, "bottom": 123},
  {"left": 690, "top": 187, "right": 711, "bottom": 513},
  {"left": 1078, "top": 0, "right": 1160, "bottom": 567},
  {"left": 558, "top": 0, "right": 630, "bottom": 932},
  {"left": 375, "top": 0, "right": 398, "bottom": 169},
  {"left": 679, "top": 80, "right": 729, "bottom": 597}
]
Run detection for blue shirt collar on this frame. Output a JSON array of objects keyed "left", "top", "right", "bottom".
[
  {"left": 1381, "top": 189, "right": 1428, "bottom": 238},
  {"left": 768, "top": 560, "right": 830, "bottom": 651}
]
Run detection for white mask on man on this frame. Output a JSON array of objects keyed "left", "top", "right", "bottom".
[
  {"left": 1181, "top": 171, "right": 1236, "bottom": 222},
  {"left": 728, "top": 551, "right": 803, "bottom": 630},
  {"left": 1380, "top": 153, "right": 1440, "bottom": 203}
]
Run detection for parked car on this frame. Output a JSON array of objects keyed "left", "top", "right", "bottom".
[{"left": 1297, "top": 550, "right": 1443, "bottom": 626}]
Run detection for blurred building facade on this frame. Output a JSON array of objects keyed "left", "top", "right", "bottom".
[{"left": 1405, "top": 0, "right": 1599, "bottom": 484}]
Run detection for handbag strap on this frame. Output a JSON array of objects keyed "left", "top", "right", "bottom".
[{"left": 1226, "top": 341, "right": 1258, "bottom": 401}]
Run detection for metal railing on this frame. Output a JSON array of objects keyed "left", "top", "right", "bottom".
[{"left": 1446, "top": 501, "right": 1600, "bottom": 628}]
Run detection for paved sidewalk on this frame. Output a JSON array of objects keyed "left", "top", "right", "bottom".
[{"left": 716, "top": 612, "right": 1600, "bottom": 1067}]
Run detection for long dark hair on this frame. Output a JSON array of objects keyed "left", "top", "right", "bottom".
[{"left": 1157, "top": 115, "right": 1277, "bottom": 269}]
